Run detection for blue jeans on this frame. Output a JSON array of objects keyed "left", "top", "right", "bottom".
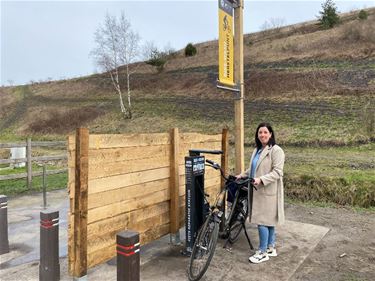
[{"left": 257, "top": 225, "right": 276, "bottom": 252}]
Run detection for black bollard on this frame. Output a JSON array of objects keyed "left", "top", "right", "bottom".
[
  {"left": 117, "top": 230, "right": 140, "bottom": 281},
  {"left": 0, "top": 195, "right": 9, "bottom": 255},
  {"left": 39, "top": 210, "right": 60, "bottom": 281}
]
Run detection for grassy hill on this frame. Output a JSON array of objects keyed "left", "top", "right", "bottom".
[{"left": 0, "top": 8, "right": 374, "bottom": 206}]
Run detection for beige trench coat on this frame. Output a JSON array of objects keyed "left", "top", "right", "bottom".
[{"left": 241, "top": 144, "right": 285, "bottom": 226}]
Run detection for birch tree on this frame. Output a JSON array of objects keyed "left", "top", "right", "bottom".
[{"left": 91, "top": 12, "right": 140, "bottom": 119}]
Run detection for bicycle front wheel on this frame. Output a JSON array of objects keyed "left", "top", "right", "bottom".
[
  {"left": 187, "top": 213, "right": 220, "bottom": 281},
  {"left": 228, "top": 197, "right": 248, "bottom": 244}
]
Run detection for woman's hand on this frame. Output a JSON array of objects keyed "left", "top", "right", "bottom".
[
  {"left": 235, "top": 174, "right": 243, "bottom": 181},
  {"left": 253, "top": 178, "right": 262, "bottom": 186}
]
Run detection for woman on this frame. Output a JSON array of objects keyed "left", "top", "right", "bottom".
[{"left": 237, "top": 122, "right": 285, "bottom": 264}]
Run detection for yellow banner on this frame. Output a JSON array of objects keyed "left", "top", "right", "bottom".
[{"left": 218, "top": 0, "right": 234, "bottom": 87}]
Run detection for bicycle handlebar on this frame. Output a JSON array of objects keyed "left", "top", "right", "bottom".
[{"left": 205, "top": 159, "right": 254, "bottom": 187}]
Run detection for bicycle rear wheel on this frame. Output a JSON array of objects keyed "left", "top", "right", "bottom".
[{"left": 187, "top": 213, "right": 220, "bottom": 281}]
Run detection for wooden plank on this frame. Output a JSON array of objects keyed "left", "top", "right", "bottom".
[
  {"left": 73, "top": 128, "right": 89, "bottom": 278},
  {"left": 88, "top": 133, "right": 171, "bottom": 149},
  {"left": 178, "top": 142, "right": 222, "bottom": 158},
  {"left": 169, "top": 128, "right": 179, "bottom": 234},
  {"left": 88, "top": 166, "right": 170, "bottom": 195},
  {"left": 67, "top": 130, "right": 75, "bottom": 275},
  {"left": 0, "top": 155, "right": 66, "bottom": 164},
  {"left": 68, "top": 211, "right": 74, "bottom": 274},
  {"left": 68, "top": 135, "right": 75, "bottom": 151},
  {"left": 87, "top": 188, "right": 170, "bottom": 224},
  {"left": 32, "top": 155, "right": 67, "bottom": 161},
  {"left": 67, "top": 133, "right": 220, "bottom": 150},
  {"left": 67, "top": 133, "right": 75, "bottom": 274},
  {"left": 87, "top": 223, "right": 170, "bottom": 268},
  {"left": 87, "top": 201, "right": 169, "bottom": 239},
  {"left": 88, "top": 178, "right": 169, "bottom": 210},
  {"left": 179, "top": 133, "right": 222, "bottom": 144},
  {"left": 68, "top": 167, "right": 75, "bottom": 199},
  {"left": 0, "top": 142, "right": 26, "bottom": 148},
  {"left": 0, "top": 158, "right": 27, "bottom": 164},
  {"left": 31, "top": 141, "right": 66, "bottom": 147},
  {"left": 88, "top": 207, "right": 170, "bottom": 255},
  {"left": 88, "top": 155, "right": 170, "bottom": 180},
  {"left": 88, "top": 145, "right": 170, "bottom": 165},
  {"left": 140, "top": 222, "right": 170, "bottom": 244}
]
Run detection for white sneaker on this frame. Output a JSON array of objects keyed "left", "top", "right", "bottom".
[
  {"left": 267, "top": 247, "right": 277, "bottom": 257},
  {"left": 249, "top": 251, "right": 269, "bottom": 264}
]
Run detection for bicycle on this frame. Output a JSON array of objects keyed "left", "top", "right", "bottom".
[{"left": 187, "top": 159, "right": 256, "bottom": 281}]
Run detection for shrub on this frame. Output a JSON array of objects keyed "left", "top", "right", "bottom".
[
  {"left": 145, "top": 49, "right": 167, "bottom": 72},
  {"left": 358, "top": 10, "right": 368, "bottom": 20},
  {"left": 318, "top": 0, "right": 340, "bottom": 29},
  {"left": 184, "top": 43, "right": 197, "bottom": 57}
]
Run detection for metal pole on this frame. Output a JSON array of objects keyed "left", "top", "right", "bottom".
[
  {"left": 27, "top": 137, "right": 32, "bottom": 189},
  {"left": 43, "top": 165, "right": 47, "bottom": 209},
  {"left": 0, "top": 195, "right": 9, "bottom": 255},
  {"left": 39, "top": 210, "right": 60, "bottom": 281},
  {"left": 234, "top": 0, "right": 245, "bottom": 174},
  {"left": 117, "top": 230, "right": 140, "bottom": 281}
]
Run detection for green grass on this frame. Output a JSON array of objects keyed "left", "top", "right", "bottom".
[
  {"left": 0, "top": 163, "right": 67, "bottom": 196},
  {"left": 1, "top": 87, "right": 373, "bottom": 206},
  {"left": 285, "top": 197, "right": 375, "bottom": 213},
  {"left": 0, "top": 172, "right": 67, "bottom": 196},
  {"left": 281, "top": 144, "right": 375, "bottom": 208}
]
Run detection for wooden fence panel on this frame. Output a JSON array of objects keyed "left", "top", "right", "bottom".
[{"left": 68, "top": 129, "right": 227, "bottom": 276}]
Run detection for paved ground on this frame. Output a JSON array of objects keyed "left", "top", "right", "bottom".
[{"left": 1, "top": 189, "right": 361, "bottom": 281}]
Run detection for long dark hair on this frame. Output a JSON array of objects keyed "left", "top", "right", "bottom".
[{"left": 255, "top": 122, "right": 276, "bottom": 149}]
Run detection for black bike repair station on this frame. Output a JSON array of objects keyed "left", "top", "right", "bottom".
[{"left": 184, "top": 149, "right": 222, "bottom": 254}]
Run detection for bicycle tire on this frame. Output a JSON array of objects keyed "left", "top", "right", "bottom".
[
  {"left": 228, "top": 197, "right": 248, "bottom": 243},
  {"left": 187, "top": 213, "right": 220, "bottom": 281},
  {"left": 225, "top": 189, "right": 240, "bottom": 228}
]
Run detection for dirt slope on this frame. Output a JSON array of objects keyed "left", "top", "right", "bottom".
[{"left": 0, "top": 8, "right": 374, "bottom": 139}]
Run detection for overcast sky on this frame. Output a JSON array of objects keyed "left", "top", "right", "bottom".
[{"left": 1, "top": 0, "right": 373, "bottom": 85}]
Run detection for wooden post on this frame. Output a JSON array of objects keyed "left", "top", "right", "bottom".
[
  {"left": 220, "top": 128, "right": 229, "bottom": 231},
  {"left": 73, "top": 128, "right": 89, "bottom": 279},
  {"left": 27, "top": 138, "right": 32, "bottom": 189},
  {"left": 169, "top": 128, "right": 180, "bottom": 245},
  {"left": 234, "top": 0, "right": 245, "bottom": 174}
]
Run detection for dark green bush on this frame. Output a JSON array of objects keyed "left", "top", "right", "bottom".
[
  {"left": 358, "top": 10, "right": 368, "bottom": 20},
  {"left": 145, "top": 49, "right": 167, "bottom": 72},
  {"left": 318, "top": 0, "right": 340, "bottom": 29},
  {"left": 184, "top": 43, "right": 197, "bottom": 57}
]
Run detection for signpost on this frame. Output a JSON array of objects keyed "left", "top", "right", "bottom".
[
  {"left": 217, "top": 0, "right": 244, "bottom": 173},
  {"left": 218, "top": 0, "right": 235, "bottom": 87}
]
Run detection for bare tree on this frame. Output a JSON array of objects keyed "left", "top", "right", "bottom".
[
  {"left": 91, "top": 12, "right": 140, "bottom": 119},
  {"left": 260, "top": 18, "right": 286, "bottom": 31}
]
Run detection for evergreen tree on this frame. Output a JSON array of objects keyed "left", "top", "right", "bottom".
[{"left": 318, "top": 0, "right": 340, "bottom": 29}]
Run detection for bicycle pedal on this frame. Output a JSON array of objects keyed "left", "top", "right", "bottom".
[{"left": 217, "top": 211, "right": 223, "bottom": 218}]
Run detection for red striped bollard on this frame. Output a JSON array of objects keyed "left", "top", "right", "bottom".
[
  {"left": 39, "top": 210, "right": 60, "bottom": 281},
  {"left": 117, "top": 230, "right": 140, "bottom": 281},
  {"left": 0, "top": 195, "right": 9, "bottom": 254}
]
